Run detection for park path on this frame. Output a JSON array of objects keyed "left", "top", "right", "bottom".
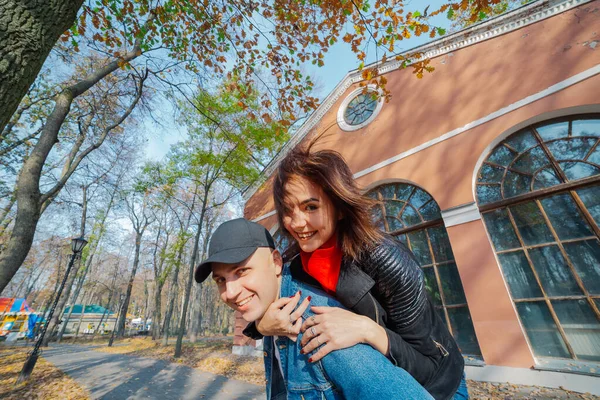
[{"left": 42, "top": 344, "right": 266, "bottom": 400}]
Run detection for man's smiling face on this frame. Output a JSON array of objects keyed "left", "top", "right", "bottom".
[{"left": 212, "top": 247, "right": 282, "bottom": 323}]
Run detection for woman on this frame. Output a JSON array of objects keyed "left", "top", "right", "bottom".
[{"left": 249, "top": 147, "right": 468, "bottom": 400}]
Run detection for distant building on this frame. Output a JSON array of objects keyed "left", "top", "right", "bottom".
[
  {"left": 239, "top": 0, "right": 600, "bottom": 396},
  {"left": 60, "top": 304, "right": 116, "bottom": 335}
]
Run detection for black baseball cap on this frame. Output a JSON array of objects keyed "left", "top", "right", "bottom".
[{"left": 194, "top": 218, "right": 276, "bottom": 283}]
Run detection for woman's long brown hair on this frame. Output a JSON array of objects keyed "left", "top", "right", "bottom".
[{"left": 273, "top": 146, "right": 383, "bottom": 261}]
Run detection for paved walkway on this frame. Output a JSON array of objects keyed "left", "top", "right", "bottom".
[{"left": 43, "top": 344, "right": 265, "bottom": 400}]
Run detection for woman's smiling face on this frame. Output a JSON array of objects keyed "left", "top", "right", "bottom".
[{"left": 282, "top": 176, "right": 339, "bottom": 253}]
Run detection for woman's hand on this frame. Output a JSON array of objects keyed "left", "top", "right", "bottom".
[
  {"left": 300, "top": 306, "right": 389, "bottom": 362},
  {"left": 255, "top": 291, "right": 311, "bottom": 342}
]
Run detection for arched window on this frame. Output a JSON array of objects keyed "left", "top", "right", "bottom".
[
  {"left": 272, "top": 228, "right": 290, "bottom": 252},
  {"left": 477, "top": 116, "right": 600, "bottom": 363},
  {"left": 367, "top": 183, "right": 483, "bottom": 359}
]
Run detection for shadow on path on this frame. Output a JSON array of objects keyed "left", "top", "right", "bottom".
[{"left": 43, "top": 344, "right": 265, "bottom": 400}]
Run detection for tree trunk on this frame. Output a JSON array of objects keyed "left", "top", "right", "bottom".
[
  {"left": 152, "top": 281, "right": 163, "bottom": 340},
  {"left": 162, "top": 260, "right": 181, "bottom": 346},
  {"left": 0, "top": 39, "right": 146, "bottom": 294},
  {"left": 42, "top": 257, "right": 81, "bottom": 346},
  {"left": 92, "top": 263, "right": 119, "bottom": 340},
  {"left": 73, "top": 296, "right": 88, "bottom": 339},
  {"left": 92, "top": 293, "right": 113, "bottom": 340},
  {"left": 0, "top": 0, "right": 84, "bottom": 133},
  {"left": 116, "top": 230, "right": 143, "bottom": 337},
  {"left": 175, "top": 207, "right": 205, "bottom": 357},
  {"left": 190, "top": 222, "right": 211, "bottom": 342},
  {"left": 57, "top": 184, "right": 90, "bottom": 343}
]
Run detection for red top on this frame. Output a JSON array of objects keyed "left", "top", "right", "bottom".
[{"left": 300, "top": 235, "right": 343, "bottom": 294}]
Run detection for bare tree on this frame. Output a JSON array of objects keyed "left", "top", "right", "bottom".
[{"left": 116, "top": 190, "right": 153, "bottom": 337}]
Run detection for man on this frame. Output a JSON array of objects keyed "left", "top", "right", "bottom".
[{"left": 195, "top": 218, "right": 432, "bottom": 400}]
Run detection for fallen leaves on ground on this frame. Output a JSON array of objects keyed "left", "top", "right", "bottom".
[
  {"left": 0, "top": 345, "right": 90, "bottom": 400},
  {"left": 467, "top": 380, "right": 598, "bottom": 399},
  {"left": 90, "top": 337, "right": 599, "bottom": 399}
]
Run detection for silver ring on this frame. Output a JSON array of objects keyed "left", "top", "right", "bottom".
[
  {"left": 317, "top": 336, "right": 322, "bottom": 346},
  {"left": 310, "top": 327, "right": 316, "bottom": 337}
]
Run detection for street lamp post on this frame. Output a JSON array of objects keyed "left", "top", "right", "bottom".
[{"left": 16, "top": 237, "right": 88, "bottom": 384}]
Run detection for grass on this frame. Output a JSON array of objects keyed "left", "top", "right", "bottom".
[{"left": 0, "top": 345, "right": 90, "bottom": 400}]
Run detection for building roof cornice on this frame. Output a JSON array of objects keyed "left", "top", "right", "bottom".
[{"left": 244, "top": 0, "right": 592, "bottom": 201}]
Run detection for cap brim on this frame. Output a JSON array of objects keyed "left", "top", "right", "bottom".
[{"left": 194, "top": 246, "right": 259, "bottom": 283}]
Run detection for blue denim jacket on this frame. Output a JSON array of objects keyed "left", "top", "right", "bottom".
[{"left": 262, "top": 266, "right": 433, "bottom": 400}]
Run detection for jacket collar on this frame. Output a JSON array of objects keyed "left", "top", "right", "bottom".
[{"left": 289, "top": 255, "right": 374, "bottom": 309}]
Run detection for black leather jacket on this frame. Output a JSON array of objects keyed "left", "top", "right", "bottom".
[{"left": 245, "top": 236, "right": 464, "bottom": 400}]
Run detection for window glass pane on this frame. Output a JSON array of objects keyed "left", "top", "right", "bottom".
[
  {"left": 516, "top": 302, "right": 570, "bottom": 358},
  {"left": 576, "top": 185, "right": 600, "bottom": 227},
  {"left": 529, "top": 246, "right": 582, "bottom": 296},
  {"left": 588, "top": 145, "right": 600, "bottom": 165},
  {"left": 273, "top": 230, "right": 290, "bottom": 253},
  {"left": 428, "top": 226, "right": 454, "bottom": 263},
  {"left": 487, "top": 145, "right": 517, "bottom": 167},
  {"left": 537, "top": 121, "right": 569, "bottom": 141},
  {"left": 371, "top": 206, "right": 384, "bottom": 229},
  {"left": 435, "top": 307, "right": 448, "bottom": 328},
  {"left": 533, "top": 168, "right": 562, "bottom": 190},
  {"left": 510, "top": 202, "right": 554, "bottom": 246},
  {"left": 497, "top": 251, "right": 543, "bottom": 299},
  {"left": 384, "top": 201, "right": 403, "bottom": 219},
  {"left": 482, "top": 209, "right": 520, "bottom": 251},
  {"left": 437, "top": 263, "right": 467, "bottom": 305},
  {"left": 572, "top": 119, "right": 600, "bottom": 137},
  {"left": 386, "top": 217, "right": 403, "bottom": 232},
  {"left": 419, "top": 200, "right": 442, "bottom": 221},
  {"left": 422, "top": 267, "right": 442, "bottom": 306},
  {"left": 447, "top": 307, "right": 482, "bottom": 356},
  {"left": 478, "top": 164, "right": 505, "bottom": 183},
  {"left": 512, "top": 146, "right": 551, "bottom": 175},
  {"left": 401, "top": 205, "right": 421, "bottom": 227},
  {"left": 387, "top": 184, "right": 413, "bottom": 201},
  {"left": 410, "top": 188, "right": 432, "bottom": 210},
  {"left": 503, "top": 171, "right": 532, "bottom": 198},
  {"left": 394, "top": 233, "right": 407, "bottom": 245},
  {"left": 540, "top": 193, "right": 593, "bottom": 240},
  {"left": 505, "top": 130, "right": 538, "bottom": 152},
  {"left": 477, "top": 184, "right": 502, "bottom": 204},
  {"left": 407, "top": 230, "right": 432, "bottom": 266},
  {"left": 367, "top": 191, "right": 379, "bottom": 200},
  {"left": 559, "top": 161, "right": 600, "bottom": 181},
  {"left": 563, "top": 239, "right": 600, "bottom": 295},
  {"left": 344, "top": 93, "right": 377, "bottom": 125},
  {"left": 552, "top": 300, "right": 600, "bottom": 362},
  {"left": 547, "top": 138, "right": 597, "bottom": 161}
]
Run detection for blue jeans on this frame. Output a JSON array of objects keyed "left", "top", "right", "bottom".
[
  {"left": 453, "top": 373, "right": 469, "bottom": 400},
  {"left": 263, "top": 266, "right": 433, "bottom": 399}
]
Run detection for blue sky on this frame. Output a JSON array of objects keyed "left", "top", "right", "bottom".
[{"left": 144, "top": 0, "right": 452, "bottom": 161}]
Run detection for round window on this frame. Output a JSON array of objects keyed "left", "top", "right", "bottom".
[{"left": 337, "top": 86, "right": 384, "bottom": 131}]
